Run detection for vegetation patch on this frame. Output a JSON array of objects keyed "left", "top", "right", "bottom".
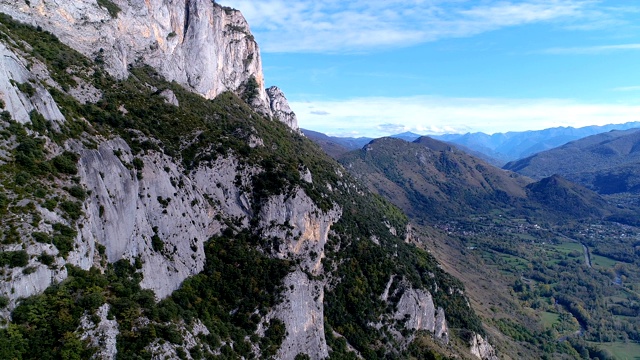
[{"left": 96, "top": 0, "right": 121, "bottom": 18}]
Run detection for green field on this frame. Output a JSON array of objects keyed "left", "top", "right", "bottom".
[
  {"left": 589, "top": 341, "right": 640, "bottom": 360},
  {"left": 591, "top": 254, "right": 618, "bottom": 268},
  {"left": 554, "top": 242, "right": 584, "bottom": 253},
  {"left": 540, "top": 311, "right": 559, "bottom": 328}
]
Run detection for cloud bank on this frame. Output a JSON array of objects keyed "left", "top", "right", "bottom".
[
  {"left": 291, "top": 96, "right": 640, "bottom": 137},
  {"left": 219, "top": 0, "right": 595, "bottom": 53}
]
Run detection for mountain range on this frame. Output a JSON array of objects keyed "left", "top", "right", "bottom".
[
  {"left": 304, "top": 122, "right": 640, "bottom": 165},
  {"left": 504, "top": 128, "right": 640, "bottom": 196},
  {"left": 1, "top": 1, "right": 639, "bottom": 360},
  {"left": 338, "top": 136, "right": 616, "bottom": 223}
]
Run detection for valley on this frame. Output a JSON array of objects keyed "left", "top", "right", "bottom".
[
  {"left": 420, "top": 213, "right": 640, "bottom": 359},
  {"left": 329, "top": 133, "right": 640, "bottom": 359},
  {"left": 0, "top": 1, "right": 638, "bottom": 359}
]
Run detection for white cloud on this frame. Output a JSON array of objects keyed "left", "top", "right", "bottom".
[
  {"left": 218, "top": 0, "right": 596, "bottom": 53},
  {"left": 543, "top": 43, "right": 640, "bottom": 54},
  {"left": 290, "top": 96, "right": 640, "bottom": 137}
]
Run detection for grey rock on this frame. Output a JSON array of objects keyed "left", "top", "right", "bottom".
[
  {"left": 0, "top": 0, "right": 277, "bottom": 121},
  {"left": 0, "top": 42, "right": 65, "bottom": 124},
  {"left": 267, "top": 86, "right": 299, "bottom": 130},
  {"left": 257, "top": 188, "right": 341, "bottom": 359},
  {"left": 159, "top": 89, "right": 179, "bottom": 106},
  {"left": 80, "top": 304, "right": 119, "bottom": 360},
  {"left": 469, "top": 333, "right": 498, "bottom": 360},
  {"left": 394, "top": 287, "right": 449, "bottom": 343},
  {"left": 77, "top": 138, "right": 227, "bottom": 298}
]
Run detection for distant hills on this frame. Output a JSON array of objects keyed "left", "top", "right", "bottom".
[
  {"left": 433, "top": 122, "right": 640, "bottom": 165},
  {"left": 304, "top": 122, "right": 640, "bottom": 165},
  {"left": 338, "top": 136, "right": 615, "bottom": 222},
  {"left": 504, "top": 128, "right": 640, "bottom": 195}
]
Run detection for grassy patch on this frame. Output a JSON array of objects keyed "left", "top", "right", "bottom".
[
  {"left": 540, "top": 311, "right": 560, "bottom": 328},
  {"left": 589, "top": 341, "right": 640, "bottom": 360},
  {"left": 591, "top": 254, "right": 617, "bottom": 268},
  {"left": 554, "top": 242, "right": 583, "bottom": 253}
]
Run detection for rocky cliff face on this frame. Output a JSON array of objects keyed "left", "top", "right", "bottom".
[
  {"left": 470, "top": 333, "right": 499, "bottom": 360},
  {"left": 257, "top": 188, "right": 341, "bottom": 359},
  {"left": 267, "top": 86, "right": 299, "bottom": 130},
  {"left": 0, "top": 0, "right": 298, "bottom": 129},
  {"left": 393, "top": 288, "right": 449, "bottom": 342},
  {"left": 0, "top": 41, "right": 66, "bottom": 124},
  {"left": 0, "top": 4, "right": 491, "bottom": 360}
]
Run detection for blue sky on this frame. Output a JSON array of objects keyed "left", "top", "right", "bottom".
[{"left": 218, "top": 0, "right": 640, "bottom": 137}]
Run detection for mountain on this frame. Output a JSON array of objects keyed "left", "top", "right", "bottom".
[
  {"left": 339, "top": 135, "right": 640, "bottom": 359},
  {"left": 339, "top": 136, "right": 613, "bottom": 222},
  {"left": 302, "top": 128, "right": 372, "bottom": 157},
  {"left": 432, "top": 122, "right": 640, "bottom": 165},
  {"left": 504, "top": 128, "right": 640, "bottom": 195},
  {"left": 389, "top": 131, "right": 422, "bottom": 142},
  {"left": 300, "top": 129, "right": 353, "bottom": 158},
  {"left": 0, "top": 3, "right": 496, "bottom": 360},
  {"left": 304, "top": 122, "right": 640, "bottom": 166},
  {"left": 525, "top": 174, "right": 611, "bottom": 218}
]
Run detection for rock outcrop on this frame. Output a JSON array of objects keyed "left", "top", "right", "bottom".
[
  {"left": 80, "top": 304, "right": 119, "bottom": 360},
  {"left": 0, "top": 41, "right": 66, "bottom": 124},
  {"left": 394, "top": 287, "right": 449, "bottom": 343},
  {"left": 0, "top": 0, "right": 300, "bottom": 128},
  {"left": 470, "top": 333, "right": 499, "bottom": 360},
  {"left": 258, "top": 188, "right": 341, "bottom": 359},
  {"left": 267, "top": 86, "right": 299, "bottom": 130}
]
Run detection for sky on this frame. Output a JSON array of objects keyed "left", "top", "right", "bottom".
[{"left": 217, "top": 0, "right": 640, "bottom": 138}]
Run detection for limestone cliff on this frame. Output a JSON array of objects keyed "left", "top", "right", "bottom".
[
  {"left": 257, "top": 188, "right": 341, "bottom": 359},
  {"left": 267, "top": 86, "right": 299, "bottom": 131},
  {"left": 0, "top": 41, "right": 66, "bottom": 124},
  {"left": 0, "top": 4, "right": 490, "bottom": 360},
  {"left": 0, "top": 0, "right": 297, "bottom": 128},
  {"left": 470, "top": 333, "right": 499, "bottom": 360}
]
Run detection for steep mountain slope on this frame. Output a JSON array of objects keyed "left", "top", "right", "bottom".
[
  {"left": 0, "top": 5, "right": 493, "bottom": 360},
  {"left": 339, "top": 136, "right": 640, "bottom": 359},
  {"left": 338, "top": 136, "right": 612, "bottom": 221},
  {"left": 300, "top": 129, "right": 352, "bottom": 159},
  {"left": 525, "top": 174, "right": 611, "bottom": 218},
  {"left": 504, "top": 128, "right": 640, "bottom": 195},
  {"left": 0, "top": 0, "right": 296, "bottom": 126},
  {"left": 433, "top": 122, "right": 640, "bottom": 165}
]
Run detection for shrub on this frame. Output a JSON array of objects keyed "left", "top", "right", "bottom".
[
  {"left": 14, "top": 81, "right": 36, "bottom": 97},
  {"left": 32, "top": 232, "right": 50, "bottom": 243},
  {"left": 67, "top": 185, "right": 87, "bottom": 201},
  {"left": 0, "top": 250, "right": 29, "bottom": 267},
  {"left": 96, "top": 0, "right": 121, "bottom": 18},
  {"left": 0, "top": 192, "right": 8, "bottom": 215},
  {"left": 38, "top": 253, "right": 55, "bottom": 266},
  {"left": 151, "top": 234, "right": 163, "bottom": 253},
  {"left": 60, "top": 200, "right": 83, "bottom": 220},
  {"left": 51, "top": 223, "right": 77, "bottom": 258},
  {"left": 28, "top": 110, "right": 48, "bottom": 134},
  {"left": 51, "top": 151, "right": 79, "bottom": 175}
]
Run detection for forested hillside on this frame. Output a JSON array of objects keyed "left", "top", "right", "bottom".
[{"left": 0, "top": 5, "right": 493, "bottom": 360}]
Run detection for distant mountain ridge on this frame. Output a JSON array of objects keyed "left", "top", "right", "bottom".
[
  {"left": 433, "top": 122, "right": 640, "bottom": 164},
  {"left": 304, "top": 122, "right": 640, "bottom": 164},
  {"left": 338, "top": 136, "right": 616, "bottom": 221},
  {"left": 504, "top": 128, "right": 640, "bottom": 195}
]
